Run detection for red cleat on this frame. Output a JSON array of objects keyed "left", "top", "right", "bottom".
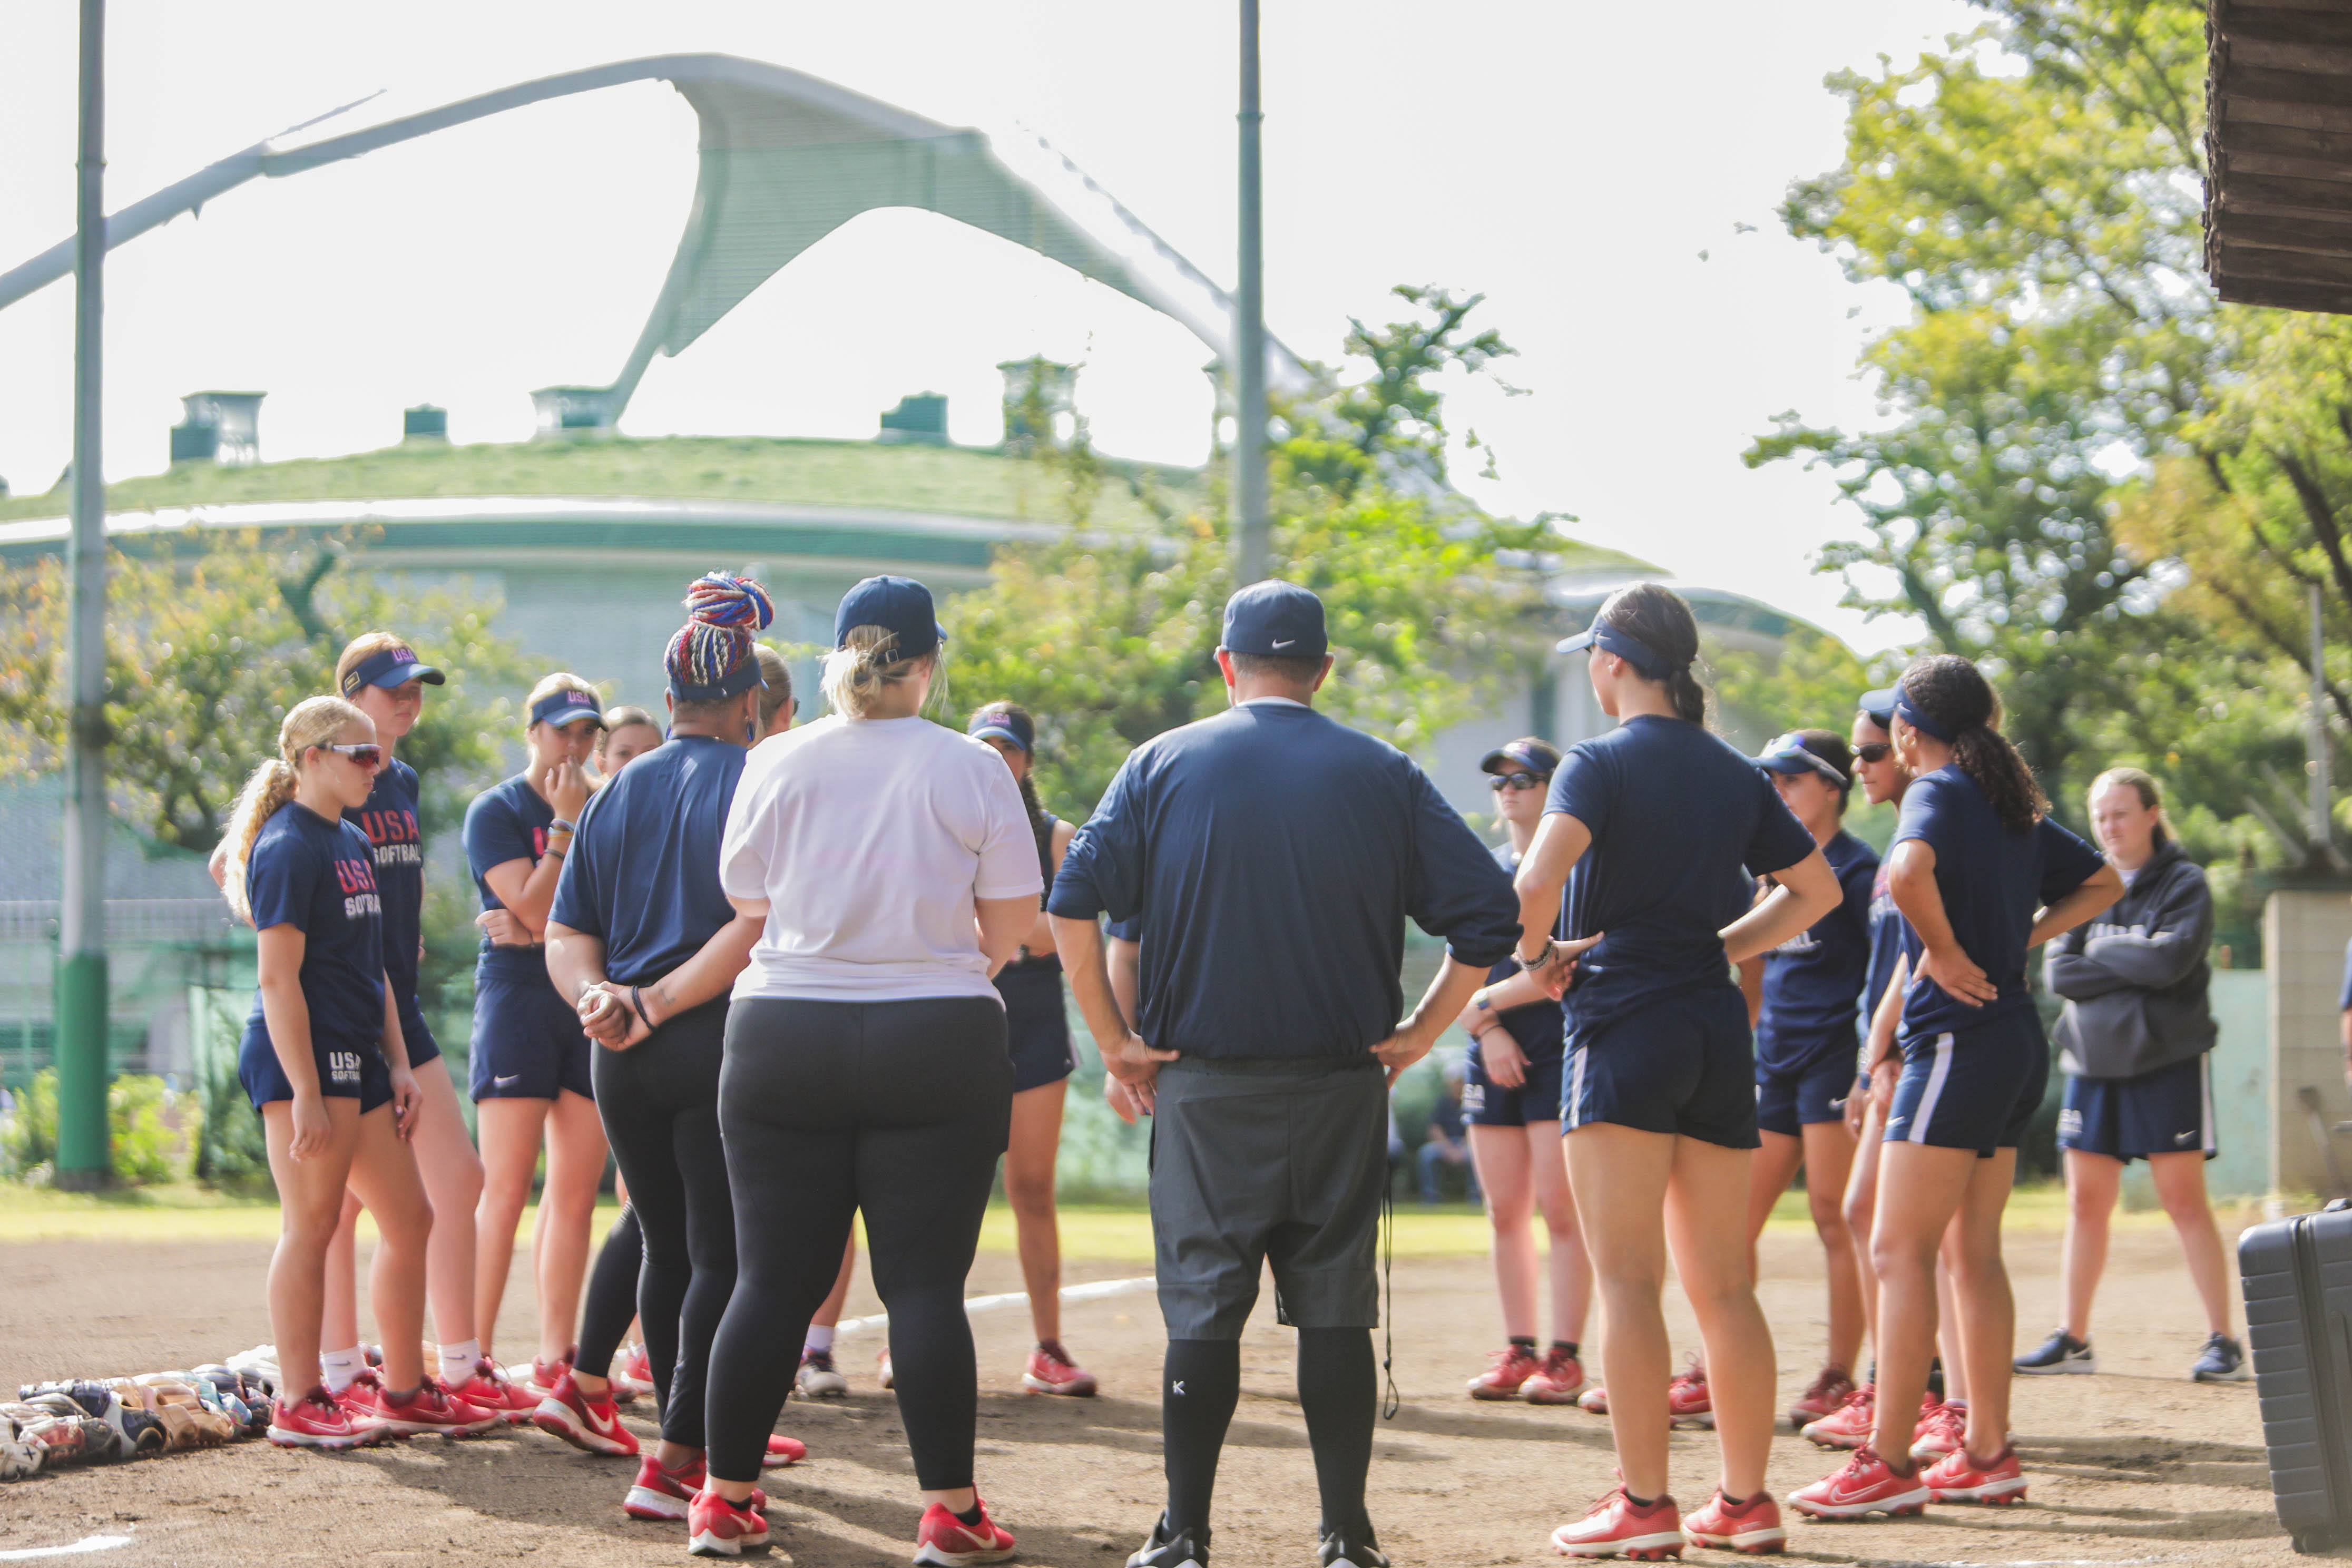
[
  {"left": 1578, "top": 1383, "right": 1611, "bottom": 1415},
  {"left": 344, "top": 1373, "right": 499, "bottom": 1438},
  {"left": 1788, "top": 1366, "right": 1855, "bottom": 1430},
  {"left": 1553, "top": 1487, "right": 1683, "bottom": 1559},
  {"left": 1022, "top": 1340, "right": 1099, "bottom": 1397},
  {"left": 1923, "top": 1445, "right": 2027, "bottom": 1504},
  {"left": 527, "top": 1346, "right": 575, "bottom": 1399},
  {"left": 1787, "top": 1445, "right": 1931, "bottom": 1520},
  {"left": 451, "top": 1360, "right": 540, "bottom": 1424},
  {"left": 1668, "top": 1366, "right": 1713, "bottom": 1430},
  {"left": 623, "top": 1454, "right": 767, "bottom": 1522},
  {"left": 687, "top": 1488, "right": 770, "bottom": 1557},
  {"left": 531, "top": 1368, "right": 639, "bottom": 1457},
  {"left": 1681, "top": 1490, "right": 1786, "bottom": 1555},
  {"left": 914, "top": 1497, "right": 1018, "bottom": 1565},
  {"left": 1799, "top": 1385, "right": 1875, "bottom": 1450},
  {"left": 1910, "top": 1399, "right": 1966, "bottom": 1463},
  {"left": 1469, "top": 1343, "right": 1542, "bottom": 1401},
  {"left": 1523, "top": 1345, "right": 1587, "bottom": 1405},
  {"left": 763, "top": 1433, "right": 807, "bottom": 1467},
  {"left": 267, "top": 1385, "right": 373, "bottom": 1451}
]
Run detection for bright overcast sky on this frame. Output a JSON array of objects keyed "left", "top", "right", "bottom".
[{"left": 0, "top": 0, "right": 1979, "bottom": 650}]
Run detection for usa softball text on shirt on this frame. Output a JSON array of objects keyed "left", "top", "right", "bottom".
[{"left": 335, "top": 855, "right": 383, "bottom": 922}]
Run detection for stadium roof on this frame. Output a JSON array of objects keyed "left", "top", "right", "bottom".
[
  {"left": 0, "top": 54, "right": 1312, "bottom": 425},
  {"left": 2203, "top": 0, "right": 2352, "bottom": 314}
]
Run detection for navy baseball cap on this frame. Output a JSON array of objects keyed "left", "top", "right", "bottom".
[
  {"left": 340, "top": 643, "right": 445, "bottom": 698},
  {"left": 1480, "top": 738, "right": 1561, "bottom": 777},
  {"left": 968, "top": 707, "right": 1034, "bottom": 753},
  {"left": 1221, "top": 580, "right": 1327, "bottom": 659},
  {"left": 1858, "top": 688, "right": 1898, "bottom": 728},
  {"left": 529, "top": 688, "right": 605, "bottom": 730},
  {"left": 835, "top": 575, "right": 945, "bottom": 661}
]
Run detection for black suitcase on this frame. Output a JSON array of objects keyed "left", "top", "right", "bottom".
[{"left": 2242, "top": 1199, "right": 2352, "bottom": 1552}]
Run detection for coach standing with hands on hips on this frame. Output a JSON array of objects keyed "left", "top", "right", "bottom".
[{"left": 1050, "top": 581, "right": 1522, "bottom": 1568}]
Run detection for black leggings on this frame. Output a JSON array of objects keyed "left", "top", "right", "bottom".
[
  {"left": 580, "top": 1204, "right": 642, "bottom": 1381},
  {"left": 587, "top": 997, "right": 734, "bottom": 1448},
  {"left": 703, "top": 995, "right": 1011, "bottom": 1485}
]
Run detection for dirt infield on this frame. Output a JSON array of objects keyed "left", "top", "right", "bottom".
[{"left": 0, "top": 1213, "right": 2295, "bottom": 1566}]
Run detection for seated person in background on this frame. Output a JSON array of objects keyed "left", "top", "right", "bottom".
[{"left": 1418, "top": 1061, "right": 1482, "bottom": 1204}]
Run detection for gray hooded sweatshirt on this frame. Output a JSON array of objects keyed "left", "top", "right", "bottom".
[{"left": 2046, "top": 838, "right": 2216, "bottom": 1080}]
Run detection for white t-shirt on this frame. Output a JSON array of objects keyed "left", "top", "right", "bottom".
[{"left": 720, "top": 714, "right": 1043, "bottom": 1002}]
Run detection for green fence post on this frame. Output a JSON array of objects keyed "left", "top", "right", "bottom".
[{"left": 53, "top": 949, "right": 109, "bottom": 1187}]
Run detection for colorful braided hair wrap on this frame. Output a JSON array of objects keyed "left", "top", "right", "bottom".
[{"left": 667, "top": 572, "right": 776, "bottom": 702}]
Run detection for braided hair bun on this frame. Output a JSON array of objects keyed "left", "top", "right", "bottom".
[{"left": 667, "top": 572, "right": 775, "bottom": 703}]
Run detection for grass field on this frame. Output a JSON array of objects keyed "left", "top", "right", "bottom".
[{"left": 0, "top": 1178, "right": 2266, "bottom": 1247}]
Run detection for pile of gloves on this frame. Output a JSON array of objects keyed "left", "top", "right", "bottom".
[{"left": 2, "top": 1365, "right": 274, "bottom": 1482}]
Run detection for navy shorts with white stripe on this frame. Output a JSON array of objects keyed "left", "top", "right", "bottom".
[
  {"left": 2057, "top": 1052, "right": 2216, "bottom": 1163},
  {"left": 1883, "top": 1010, "right": 2050, "bottom": 1158}
]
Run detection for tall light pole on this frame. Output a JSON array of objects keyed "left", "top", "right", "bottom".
[
  {"left": 56, "top": 0, "right": 111, "bottom": 1190},
  {"left": 1233, "top": 0, "right": 1270, "bottom": 586}
]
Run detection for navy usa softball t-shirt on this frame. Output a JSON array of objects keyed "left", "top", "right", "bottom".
[
  {"left": 348, "top": 759, "right": 424, "bottom": 1008},
  {"left": 1546, "top": 716, "right": 1815, "bottom": 1034},
  {"left": 241, "top": 802, "right": 387, "bottom": 1056},
  {"left": 551, "top": 734, "right": 746, "bottom": 987},
  {"left": 463, "top": 776, "right": 556, "bottom": 987},
  {"left": 1862, "top": 857, "right": 1909, "bottom": 1032},
  {"left": 1890, "top": 765, "right": 2105, "bottom": 1043},
  {"left": 1485, "top": 841, "right": 1565, "bottom": 1064},
  {"left": 1756, "top": 828, "right": 1878, "bottom": 1072}
]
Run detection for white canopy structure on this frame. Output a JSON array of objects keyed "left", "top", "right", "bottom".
[{"left": 0, "top": 53, "right": 1310, "bottom": 428}]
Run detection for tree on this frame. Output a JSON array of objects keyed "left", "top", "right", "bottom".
[
  {"left": 0, "top": 530, "right": 530, "bottom": 851},
  {"left": 945, "top": 286, "right": 1555, "bottom": 817},
  {"left": 1746, "top": 0, "right": 2218, "bottom": 817}
]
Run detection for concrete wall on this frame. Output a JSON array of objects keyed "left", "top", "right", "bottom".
[{"left": 2265, "top": 888, "right": 2352, "bottom": 1201}]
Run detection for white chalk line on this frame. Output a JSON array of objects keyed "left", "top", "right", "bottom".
[
  {"left": 834, "top": 1274, "right": 1154, "bottom": 1338},
  {"left": 0, "top": 1536, "right": 133, "bottom": 1563}
]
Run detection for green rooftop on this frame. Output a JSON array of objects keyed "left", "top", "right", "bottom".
[{"left": 0, "top": 436, "right": 1200, "bottom": 533}]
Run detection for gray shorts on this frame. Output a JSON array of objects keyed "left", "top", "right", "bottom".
[{"left": 1149, "top": 1056, "right": 1387, "bottom": 1339}]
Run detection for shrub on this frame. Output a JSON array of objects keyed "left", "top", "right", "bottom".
[{"left": 1, "top": 1067, "right": 199, "bottom": 1185}]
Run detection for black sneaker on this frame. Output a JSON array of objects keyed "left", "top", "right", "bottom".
[
  {"left": 2013, "top": 1328, "right": 2096, "bottom": 1375},
  {"left": 2192, "top": 1332, "right": 2251, "bottom": 1383},
  {"left": 1319, "top": 1527, "right": 1390, "bottom": 1568},
  {"left": 1128, "top": 1513, "right": 1207, "bottom": 1568}
]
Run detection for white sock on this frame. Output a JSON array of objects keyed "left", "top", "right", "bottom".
[
  {"left": 805, "top": 1325, "right": 835, "bottom": 1354},
  {"left": 320, "top": 1346, "right": 365, "bottom": 1394},
  {"left": 438, "top": 1339, "right": 482, "bottom": 1385}
]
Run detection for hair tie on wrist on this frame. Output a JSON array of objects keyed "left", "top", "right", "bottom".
[{"left": 630, "top": 985, "right": 650, "bottom": 1031}]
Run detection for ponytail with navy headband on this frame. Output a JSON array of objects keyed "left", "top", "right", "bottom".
[{"left": 667, "top": 572, "right": 776, "bottom": 702}]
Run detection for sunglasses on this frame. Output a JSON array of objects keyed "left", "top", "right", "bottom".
[
  {"left": 320, "top": 742, "right": 384, "bottom": 771},
  {"left": 1854, "top": 742, "right": 1893, "bottom": 765},
  {"left": 1489, "top": 772, "right": 1548, "bottom": 792}
]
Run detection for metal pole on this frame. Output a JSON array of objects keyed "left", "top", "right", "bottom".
[
  {"left": 56, "top": 0, "right": 111, "bottom": 1190},
  {"left": 1233, "top": 0, "right": 1269, "bottom": 586},
  {"left": 2314, "top": 582, "right": 2339, "bottom": 869}
]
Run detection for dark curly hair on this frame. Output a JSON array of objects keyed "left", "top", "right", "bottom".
[
  {"left": 1897, "top": 654, "right": 2046, "bottom": 831},
  {"left": 1595, "top": 582, "right": 1708, "bottom": 726}
]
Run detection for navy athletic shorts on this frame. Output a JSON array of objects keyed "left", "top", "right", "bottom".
[
  {"left": 1755, "top": 1047, "right": 1858, "bottom": 1137},
  {"left": 2057, "top": 1053, "right": 2214, "bottom": 1163},
  {"left": 238, "top": 1024, "right": 391, "bottom": 1115},
  {"left": 398, "top": 996, "right": 441, "bottom": 1070},
  {"left": 1463, "top": 1042, "right": 1566, "bottom": 1128},
  {"left": 469, "top": 971, "right": 594, "bottom": 1102},
  {"left": 1562, "top": 985, "right": 1759, "bottom": 1150},
  {"left": 996, "top": 957, "right": 1077, "bottom": 1094},
  {"left": 1884, "top": 1009, "right": 2049, "bottom": 1158}
]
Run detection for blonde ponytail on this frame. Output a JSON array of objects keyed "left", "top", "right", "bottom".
[
  {"left": 820, "top": 625, "right": 939, "bottom": 719},
  {"left": 220, "top": 695, "right": 368, "bottom": 923}
]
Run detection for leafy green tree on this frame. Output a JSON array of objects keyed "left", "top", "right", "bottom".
[
  {"left": 0, "top": 530, "right": 530, "bottom": 850},
  {"left": 1747, "top": 0, "right": 2217, "bottom": 817},
  {"left": 946, "top": 286, "right": 1554, "bottom": 817}
]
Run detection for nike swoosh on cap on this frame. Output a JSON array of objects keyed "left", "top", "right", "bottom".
[{"left": 1270, "top": 639, "right": 1296, "bottom": 649}]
